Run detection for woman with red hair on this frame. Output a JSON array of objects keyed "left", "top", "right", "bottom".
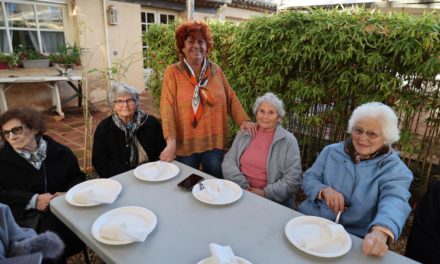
[{"left": 160, "top": 21, "right": 256, "bottom": 178}]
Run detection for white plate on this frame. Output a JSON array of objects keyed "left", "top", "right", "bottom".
[
  {"left": 197, "top": 256, "right": 252, "bottom": 264},
  {"left": 285, "top": 216, "right": 352, "bottom": 258},
  {"left": 91, "top": 206, "right": 157, "bottom": 245},
  {"left": 65, "top": 179, "right": 122, "bottom": 207},
  {"left": 192, "top": 179, "right": 243, "bottom": 205},
  {"left": 134, "top": 161, "right": 180, "bottom": 182}
]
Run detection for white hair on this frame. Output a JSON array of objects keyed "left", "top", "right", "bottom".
[
  {"left": 348, "top": 102, "right": 400, "bottom": 145},
  {"left": 252, "top": 92, "right": 286, "bottom": 119},
  {"left": 107, "top": 83, "right": 140, "bottom": 109}
]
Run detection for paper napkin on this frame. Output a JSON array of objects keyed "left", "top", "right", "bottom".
[
  {"left": 73, "top": 189, "right": 118, "bottom": 204},
  {"left": 298, "top": 223, "right": 346, "bottom": 249},
  {"left": 142, "top": 161, "right": 167, "bottom": 180},
  {"left": 209, "top": 243, "right": 238, "bottom": 264},
  {"left": 199, "top": 181, "right": 224, "bottom": 202},
  {"left": 100, "top": 222, "right": 149, "bottom": 242}
]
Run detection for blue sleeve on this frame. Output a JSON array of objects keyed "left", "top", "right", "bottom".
[
  {"left": 302, "top": 146, "right": 331, "bottom": 201},
  {"left": 369, "top": 161, "right": 413, "bottom": 239}
]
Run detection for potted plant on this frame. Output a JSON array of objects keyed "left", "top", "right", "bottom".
[
  {"left": 49, "top": 44, "right": 83, "bottom": 74},
  {"left": 15, "top": 46, "right": 50, "bottom": 68},
  {"left": 0, "top": 52, "right": 10, "bottom": 70}
]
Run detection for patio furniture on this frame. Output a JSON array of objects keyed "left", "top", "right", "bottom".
[
  {"left": 0, "top": 67, "right": 96, "bottom": 116},
  {"left": 50, "top": 161, "right": 417, "bottom": 264}
]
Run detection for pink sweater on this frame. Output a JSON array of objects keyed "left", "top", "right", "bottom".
[{"left": 239, "top": 129, "right": 275, "bottom": 188}]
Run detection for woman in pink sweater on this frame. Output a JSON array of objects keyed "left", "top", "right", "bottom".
[{"left": 222, "top": 93, "right": 302, "bottom": 207}]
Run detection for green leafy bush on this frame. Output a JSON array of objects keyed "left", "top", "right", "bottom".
[{"left": 49, "top": 44, "right": 83, "bottom": 65}]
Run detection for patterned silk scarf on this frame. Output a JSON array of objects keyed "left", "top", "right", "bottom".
[
  {"left": 183, "top": 57, "right": 213, "bottom": 128},
  {"left": 112, "top": 110, "right": 148, "bottom": 167},
  {"left": 16, "top": 136, "right": 47, "bottom": 170}
]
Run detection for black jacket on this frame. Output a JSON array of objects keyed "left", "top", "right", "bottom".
[
  {"left": 405, "top": 180, "right": 440, "bottom": 264},
  {"left": 92, "top": 114, "right": 166, "bottom": 178},
  {"left": 0, "top": 135, "right": 85, "bottom": 220}
]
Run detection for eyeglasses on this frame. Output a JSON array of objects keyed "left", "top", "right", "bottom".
[
  {"left": 113, "top": 98, "right": 135, "bottom": 106},
  {"left": 2, "top": 126, "right": 24, "bottom": 139},
  {"left": 352, "top": 127, "right": 382, "bottom": 140}
]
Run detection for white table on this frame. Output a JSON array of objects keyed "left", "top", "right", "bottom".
[
  {"left": 50, "top": 161, "right": 418, "bottom": 264},
  {"left": 0, "top": 67, "right": 83, "bottom": 116}
]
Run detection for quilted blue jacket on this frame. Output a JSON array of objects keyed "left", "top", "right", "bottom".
[{"left": 298, "top": 142, "right": 413, "bottom": 239}]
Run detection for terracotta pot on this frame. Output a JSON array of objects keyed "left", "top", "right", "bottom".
[{"left": 0, "top": 63, "right": 9, "bottom": 70}]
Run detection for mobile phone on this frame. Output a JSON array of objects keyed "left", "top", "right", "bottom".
[{"left": 177, "top": 174, "right": 204, "bottom": 191}]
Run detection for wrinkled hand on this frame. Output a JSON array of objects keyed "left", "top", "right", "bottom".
[
  {"left": 240, "top": 121, "right": 258, "bottom": 137},
  {"left": 362, "top": 229, "right": 389, "bottom": 257},
  {"left": 160, "top": 138, "right": 176, "bottom": 162},
  {"left": 36, "top": 193, "right": 54, "bottom": 211},
  {"left": 248, "top": 187, "right": 265, "bottom": 197},
  {"left": 322, "top": 187, "right": 345, "bottom": 214}
]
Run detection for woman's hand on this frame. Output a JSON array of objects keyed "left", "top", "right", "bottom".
[
  {"left": 321, "top": 187, "right": 345, "bottom": 214},
  {"left": 53, "top": 192, "right": 65, "bottom": 198},
  {"left": 248, "top": 187, "right": 265, "bottom": 197},
  {"left": 160, "top": 137, "right": 176, "bottom": 162},
  {"left": 36, "top": 193, "right": 54, "bottom": 211},
  {"left": 362, "top": 229, "right": 389, "bottom": 257},
  {"left": 240, "top": 121, "right": 258, "bottom": 137}
]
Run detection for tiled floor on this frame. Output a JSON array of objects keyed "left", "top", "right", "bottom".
[{"left": 43, "top": 91, "right": 158, "bottom": 173}]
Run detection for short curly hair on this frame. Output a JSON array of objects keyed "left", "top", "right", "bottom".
[
  {"left": 175, "top": 21, "right": 212, "bottom": 58},
  {"left": 0, "top": 108, "right": 46, "bottom": 140},
  {"left": 347, "top": 102, "right": 400, "bottom": 145}
]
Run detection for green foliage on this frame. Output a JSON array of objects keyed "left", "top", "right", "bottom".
[
  {"left": 0, "top": 52, "right": 10, "bottom": 64},
  {"left": 144, "top": 9, "right": 440, "bottom": 197},
  {"left": 14, "top": 45, "right": 48, "bottom": 62},
  {"left": 49, "top": 44, "right": 83, "bottom": 65}
]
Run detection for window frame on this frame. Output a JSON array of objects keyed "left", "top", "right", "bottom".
[
  {"left": 141, "top": 9, "right": 176, "bottom": 68},
  {"left": 0, "top": 0, "right": 68, "bottom": 53}
]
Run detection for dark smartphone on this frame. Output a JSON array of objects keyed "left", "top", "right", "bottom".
[{"left": 177, "top": 174, "right": 204, "bottom": 191}]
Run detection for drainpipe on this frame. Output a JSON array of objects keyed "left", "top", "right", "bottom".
[
  {"left": 102, "top": 0, "right": 113, "bottom": 83},
  {"left": 186, "top": 0, "right": 194, "bottom": 20}
]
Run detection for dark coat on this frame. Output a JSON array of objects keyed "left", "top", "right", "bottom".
[
  {"left": 92, "top": 114, "right": 166, "bottom": 178},
  {"left": 0, "top": 135, "right": 85, "bottom": 220},
  {"left": 0, "top": 136, "right": 86, "bottom": 259},
  {"left": 405, "top": 180, "right": 440, "bottom": 264}
]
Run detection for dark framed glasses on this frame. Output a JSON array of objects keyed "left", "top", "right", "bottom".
[
  {"left": 352, "top": 127, "right": 381, "bottom": 140},
  {"left": 1, "top": 126, "right": 24, "bottom": 139}
]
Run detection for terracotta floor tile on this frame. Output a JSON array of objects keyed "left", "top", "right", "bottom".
[
  {"left": 69, "top": 136, "right": 86, "bottom": 145},
  {"left": 52, "top": 126, "right": 74, "bottom": 133},
  {"left": 69, "top": 122, "right": 85, "bottom": 128},
  {"left": 46, "top": 122, "right": 66, "bottom": 129}
]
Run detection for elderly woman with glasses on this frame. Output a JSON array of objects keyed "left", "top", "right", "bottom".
[
  {"left": 222, "top": 93, "right": 302, "bottom": 207},
  {"left": 92, "top": 83, "right": 166, "bottom": 178},
  {"left": 0, "top": 108, "right": 86, "bottom": 262},
  {"left": 298, "top": 102, "right": 413, "bottom": 257}
]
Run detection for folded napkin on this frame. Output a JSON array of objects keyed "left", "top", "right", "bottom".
[
  {"left": 99, "top": 222, "right": 149, "bottom": 242},
  {"left": 298, "top": 223, "right": 346, "bottom": 250},
  {"left": 209, "top": 243, "right": 238, "bottom": 264},
  {"left": 142, "top": 161, "right": 167, "bottom": 180},
  {"left": 198, "top": 181, "right": 224, "bottom": 202},
  {"left": 72, "top": 188, "right": 117, "bottom": 204}
]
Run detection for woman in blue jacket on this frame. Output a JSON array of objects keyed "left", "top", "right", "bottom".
[{"left": 298, "top": 102, "right": 413, "bottom": 257}]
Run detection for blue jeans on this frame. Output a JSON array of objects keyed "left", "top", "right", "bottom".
[{"left": 176, "top": 149, "right": 224, "bottom": 178}]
